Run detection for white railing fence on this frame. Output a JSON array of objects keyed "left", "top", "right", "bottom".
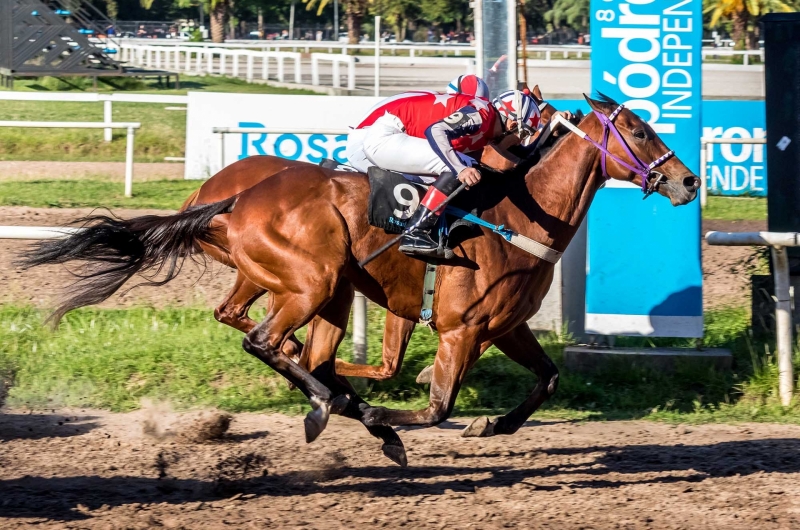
[
  {"left": 311, "top": 53, "right": 357, "bottom": 90},
  {"left": 706, "top": 231, "right": 799, "bottom": 406},
  {"left": 120, "top": 44, "right": 303, "bottom": 84},
  {"left": 0, "top": 92, "right": 186, "bottom": 142},
  {"left": 0, "top": 121, "right": 141, "bottom": 197},
  {"left": 699, "top": 137, "right": 766, "bottom": 208}
]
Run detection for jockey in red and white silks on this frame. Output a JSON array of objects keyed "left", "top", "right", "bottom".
[{"left": 345, "top": 88, "right": 542, "bottom": 257}]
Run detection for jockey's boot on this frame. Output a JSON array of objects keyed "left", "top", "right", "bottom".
[
  {"left": 398, "top": 205, "right": 439, "bottom": 256},
  {"left": 399, "top": 171, "right": 460, "bottom": 258}
]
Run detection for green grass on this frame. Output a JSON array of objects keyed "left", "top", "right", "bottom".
[
  {"left": 0, "top": 180, "right": 201, "bottom": 209},
  {"left": 704, "top": 196, "right": 767, "bottom": 221},
  {"left": 1, "top": 304, "right": 798, "bottom": 424},
  {"left": 0, "top": 76, "right": 315, "bottom": 163}
]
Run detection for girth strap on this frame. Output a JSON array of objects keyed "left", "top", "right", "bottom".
[
  {"left": 446, "top": 206, "right": 563, "bottom": 264},
  {"left": 420, "top": 263, "right": 437, "bottom": 324}
]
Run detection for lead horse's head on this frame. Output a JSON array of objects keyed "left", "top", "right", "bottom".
[{"left": 583, "top": 94, "right": 700, "bottom": 206}]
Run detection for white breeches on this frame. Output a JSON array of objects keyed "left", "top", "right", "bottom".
[{"left": 344, "top": 114, "right": 473, "bottom": 177}]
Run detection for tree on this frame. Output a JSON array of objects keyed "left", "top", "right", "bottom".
[
  {"left": 304, "top": 0, "right": 367, "bottom": 43},
  {"left": 544, "top": 0, "right": 588, "bottom": 32},
  {"left": 705, "top": 0, "right": 795, "bottom": 49}
]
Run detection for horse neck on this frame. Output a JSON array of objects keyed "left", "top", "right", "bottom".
[{"left": 512, "top": 115, "right": 607, "bottom": 251}]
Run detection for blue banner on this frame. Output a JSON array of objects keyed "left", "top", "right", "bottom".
[
  {"left": 587, "top": 0, "right": 703, "bottom": 337},
  {"left": 703, "top": 100, "right": 766, "bottom": 196}
]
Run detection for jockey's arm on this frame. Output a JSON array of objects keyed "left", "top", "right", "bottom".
[{"left": 424, "top": 106, "right": 484, "bottom": 183}]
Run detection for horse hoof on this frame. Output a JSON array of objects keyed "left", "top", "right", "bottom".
[
  {"left": 416, "top": 365, "right": 434, "bottom": 384},
  {"left": 382, "top": 443, "right": 408, "bottom": 467},
  {"left": 462, "top": 416, "right": 495, "bottom": 438},
  {"left": 303, "top": 397, "right": 330, "bottom": 443},
  {"left": 362, "top": 406, "right": 388, "bottom": 427}
]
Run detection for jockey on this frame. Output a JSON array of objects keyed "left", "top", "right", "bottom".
[{"left": 345, "top": 89, "right": 542, "bottom": 257}]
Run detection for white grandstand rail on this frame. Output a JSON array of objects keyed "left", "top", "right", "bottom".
[
  {"left": 0, "top": 121, "right": 141, "bottom": 198},
  {"left": 706, "top": 231, "right": 800, "bottom": 406},
  {"left": 699, "top": 137, "right": 766, "bottom": 208}
]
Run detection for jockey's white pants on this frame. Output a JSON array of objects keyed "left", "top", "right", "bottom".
[{"left": 345, "top": 114, "right": 473, "bottom": 177}]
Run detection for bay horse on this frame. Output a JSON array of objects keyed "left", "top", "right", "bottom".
[
  {"left": 21, "top": 95, "right": 699, "bottom": 466},
  {"left": 181, "top": 85, "right": 566, "bottom": 383}
]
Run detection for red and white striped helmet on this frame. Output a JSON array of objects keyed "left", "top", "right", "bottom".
[
  {"left": 492, "top": 90, "right": 541, "bottom": 135},
  {"left": 446, "top": 74, "right": 490, "bottom": 100}
]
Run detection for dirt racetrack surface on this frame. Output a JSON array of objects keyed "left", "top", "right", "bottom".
[
  {"left": 2, "top": 409, "right": 800, "bottom": 529},
  {"left": 0, "top": 207, "right": 766, "bottom": 311}
]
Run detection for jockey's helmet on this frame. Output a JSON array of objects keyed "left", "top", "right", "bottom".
[
  {"left": 446, "top": 74, "right": 490, "bottom": 100},
  {"left": 492, "top": 90, "right": 541, "bottom": 139}
]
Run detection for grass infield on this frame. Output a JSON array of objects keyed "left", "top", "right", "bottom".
[{"left": 1, "top": 304, "right": 797, "bottom": 423}]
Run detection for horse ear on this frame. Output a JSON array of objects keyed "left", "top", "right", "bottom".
[
  {"left": 532, "top": 84, "right": 543, "bottom": 101},
  {"left": 583, "top": 93, "right": 602, "bottom": 112}
]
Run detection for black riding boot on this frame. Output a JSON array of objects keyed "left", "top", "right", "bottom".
[
  {"left": 398, "top": 205, "right": 439, "bottom": 256},
  {"left": 398, "top": 171, "right": 460, "bottom": 257}
]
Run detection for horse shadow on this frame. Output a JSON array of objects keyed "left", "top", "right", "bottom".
[
  {"left": 0, "top": 412, "right": 100, "bottom": 441},
  {"left": 3, "top": 437, "right": 800, "bottom": 521}
]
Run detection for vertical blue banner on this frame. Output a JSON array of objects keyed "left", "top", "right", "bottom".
[{"left": 587, "top": 0, "right": 703, "bottom": 337}]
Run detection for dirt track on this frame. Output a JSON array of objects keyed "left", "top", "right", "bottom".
[
  {"left": 0, "top": 207, "right": 766, "bottom": 310},
  {"left": 1, "top": 409, "right": 800, "bottom": 529}
]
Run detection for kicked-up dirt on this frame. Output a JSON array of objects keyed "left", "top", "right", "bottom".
[{"left": 1, "top": 409, "right": 800, "bottom": 529}]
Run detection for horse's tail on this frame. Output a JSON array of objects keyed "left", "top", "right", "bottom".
[{"left": 18, "top": 196, "right": 237, "bottom": 326}]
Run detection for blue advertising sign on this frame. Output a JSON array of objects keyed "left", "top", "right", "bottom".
[
  {"left": 703, "top": 100, "right": 766, "bottom": 196},
  {"left": 587, "top": 0, "right": 703, "bottom": 337}
]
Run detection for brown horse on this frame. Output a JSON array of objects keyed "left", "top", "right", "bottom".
[
  {"left": 21, "top": 95, "right": 699, "bottom": 466},
  {"left": 182, "top": 86, "right": 566, "bottom": 383}
]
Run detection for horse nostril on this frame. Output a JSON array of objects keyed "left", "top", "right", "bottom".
[{"left": 683, "top": 176, "right": 700, "bottom": 191}]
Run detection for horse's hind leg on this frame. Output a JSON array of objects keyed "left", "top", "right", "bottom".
[
  {"left": 462, "top": 323, "right": 559, "bottom": 437},
  {"left": 303, "top": 282, "right": 408, "bottom": 466},
  {"left": 334, "top": 312, "right": 416, "bottom": 380},
  {"left": 214, "top": 271, "right": 303, "bottom": 360}
]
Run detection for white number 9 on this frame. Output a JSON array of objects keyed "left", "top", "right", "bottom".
[{"left": 393, "top": 183, "right": 420, "bottom": 220}]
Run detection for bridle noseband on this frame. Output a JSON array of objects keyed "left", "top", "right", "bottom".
[{"left": 553, "top": 104, "right": 675, "bottom": 199}]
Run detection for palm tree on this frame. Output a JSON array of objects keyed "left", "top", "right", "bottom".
[
  {"left": 705, "top": 0, "right": 795, "bottom": 49},
  {"left": 304, "top": 0, "right": 368, "bottom": 44}
]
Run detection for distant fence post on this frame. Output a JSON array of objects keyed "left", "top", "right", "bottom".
[{"left": 103, "top": 98, "right": 112, "bottom": 142}]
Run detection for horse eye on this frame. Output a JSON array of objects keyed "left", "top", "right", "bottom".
[{"left": 634, "top": 130, "right": 646, "bottom": 140}]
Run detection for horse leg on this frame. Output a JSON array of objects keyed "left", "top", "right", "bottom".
[
  {"left": 302, "top": 283, "right": 408, "bottom": 466},
  {"left": 462, "top": 323, "right": 559, "bottom": 437},
  {"left": 362, "top": 328, "right": 481, "bottom": 427},
  {"left": 334, "top": 312, "right": 416, "bottom": 380},
  {"left": 214, "top": 271, "right": 303, "bottom": 361}
]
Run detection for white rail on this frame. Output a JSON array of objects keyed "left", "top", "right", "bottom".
[
  {"left": 0, "top": 92, "right": 186, "bottom": 142},
  {"left": 699, "top": 137, "right": 766, "bottom": 208},
  {"left": 706, "top": 231, "right": 799, "bottom": 406},
  {"left": 0, "top": 226, "right": 83, "bottom": 239},
  {"left": 120, "top": 44, "right": 302, "bottom": 84},
  {"left": 0, "top": 121, "right": 141, "bottom": 197},
  {"left": 311, "top": 53, "right": 356, "bottom": 89}
]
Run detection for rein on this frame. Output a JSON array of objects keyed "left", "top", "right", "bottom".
[{"left": 551, "top": 104, "right": 674, "bottom": 199}]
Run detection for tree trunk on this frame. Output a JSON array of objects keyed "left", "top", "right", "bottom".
[
  {"left": 732, "top": 8, "right": 749, "bottom": 50},
  {"left": 210, "top": 0, "right": 227, "bottom": 44},
  {"left": 346, "top": 0, "right": 365, "bottom": 44},
  {"left": 747, "top": 20, "right": 759, "bottom": 50}
]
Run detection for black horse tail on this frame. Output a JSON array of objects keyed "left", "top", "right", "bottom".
[{"left": 18, "top": 196, "right": 238, "bottom": 326}]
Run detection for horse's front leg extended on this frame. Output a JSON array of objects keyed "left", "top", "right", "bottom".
[
  {"left": 362, "top": 328, "right": 481, "bottom": 427},
  {"left": 462, "top": 322, "right": 559, "bottom": 437}
]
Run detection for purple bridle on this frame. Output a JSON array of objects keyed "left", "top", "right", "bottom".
[{"left": 586, "top": 104, "right": 675, "bottom": 196}]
